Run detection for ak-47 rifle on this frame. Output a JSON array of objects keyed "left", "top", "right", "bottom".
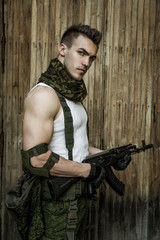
[{"left": 47, "top": 140, "right": 153, "bottom": 201}]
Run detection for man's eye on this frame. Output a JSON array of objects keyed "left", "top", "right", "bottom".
[{"left": 78, "top": 51, "right": 85, "bottom": 56}]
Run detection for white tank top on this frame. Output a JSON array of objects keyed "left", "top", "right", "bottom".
[{"left": 30, "top": 83, "right": 89, "bottom": 163}]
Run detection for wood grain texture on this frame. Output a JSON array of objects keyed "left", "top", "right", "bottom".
[{"left": 1, "top": 0, "right": 159, "bottom": 239}]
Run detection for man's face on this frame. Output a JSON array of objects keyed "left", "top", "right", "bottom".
[{"left": 58, "top": 35, "right": 98, "bottom": 80}]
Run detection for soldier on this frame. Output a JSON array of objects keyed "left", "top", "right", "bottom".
[{"left": 22, "top": 24, "right": 104, "bottom": 240}]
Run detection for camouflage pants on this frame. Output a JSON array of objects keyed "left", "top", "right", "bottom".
[{"left": 39, "top": 194, "right": 88, "bottom": 240}]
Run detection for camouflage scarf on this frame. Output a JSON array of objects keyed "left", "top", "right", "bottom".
[{"left": 38, "top": 58, "right": 87, "bottom": 102}]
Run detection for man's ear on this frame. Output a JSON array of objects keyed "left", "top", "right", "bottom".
[{"left": 59, "top": 43, "right": 68, "bottom": 57}]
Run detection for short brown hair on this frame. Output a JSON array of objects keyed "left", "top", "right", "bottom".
[{"left": 60, "top": 24, "right": 102, "bottom": 48}]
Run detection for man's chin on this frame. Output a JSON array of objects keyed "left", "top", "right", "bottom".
[
  {"left": 71, "top": 74, "right": 83, "bottom": 81},
  {"left": 75, "top": 76, "right": 83, "bottom": 81}
]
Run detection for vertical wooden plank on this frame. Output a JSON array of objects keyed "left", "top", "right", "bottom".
[
  {"left": 83, "top": 0, "right": 91, "bottom": 114},
  {"left": 108, "top": 0, "right": 116, "bottom": 147},
  {"left": 134, "top": 0, "right": 144, "bottom": 144},
  {"left": 112, "top": 0, "right": 121, "bottom": 147},
  {"left": 19, "top": 0, "right": 25, "bottom": 115},
  {"left": 90, "top": 0, "right": 97, "bottom": 149},
  {"left": 91, "top": 1, "right": 107, "bottom": 237},
  {"left": 83, "top": 2, "right": 93, "bottom": 240},
  {"left": 87, "top": 2, "right": 99, "bottom": 239},
  {"left": 116, "top": 2, "right": 126, "bottom": 240},
  {"left": 123, "top": 0, "right": 138, "bottom": 239},
  {"left": 11, "top": 0, "right": 19, "bottom": 183},
  {"left": 145, "top": 0, "right": 156, "bottom": 141},
  {"left": 48, "top": 0, "right": 56, "bottom": 59},
  {"left": 30, "top": 0, "right": 37, "bottom": 88},
  {"left": 104, "top": 0, "right": 112, "bottom": 148},
  {"left": 54, "top": 0, "right": 61, "bottom": 57},
  {"left": 79, "top": 0, "right": 85, "bottom": 23},
  {"left": 19, "top": 0, "right": 32, "bottom": 163},
  {"left": 108, "top": 4, "right": 121, "bottom": 240},
  {"left": 95, "top": 0, "right": 106, "bottom": 149},
  {"left": 60, "top": 0, "right": 67, "bottom": 39},
  {"left": 5, "top": 0, "right": 13, "bottom": 188},
  {"left": 1, "top": 6, "right": 8, "bottom": 238},
  {"left": 101, "top": 0, "right": 108, "bottom": 149},
  {"left": 42, "top": 0, "right": 49, "bottom": 72},
  {"left": 133, "top": 1, "right": 145, "bottom": 239},
  {"left": 117, "top": 0, "right": 125, "bottom": 145},
  {"left": 104, "top": 1, "right": 121, "bottom": 240},
  {"left": 67, "top": 0, "right": 73, "bottom": 27},
  {"left": 72, "top": 0, "right": 79, "bottom": 24},
  {"left": 103, "top": 2, "right": 115, "bottom": 240},
  {"left": 128, "top": 0, "right": 138, "bottom": 142},
  {"left": 2, "top": 1, "right": 14, "bottom": 239},
  {"left": 140, "top": 0, "right": 150, "bottom": 238},
  {"left": 36, "top": 0, "right": 43, "bottom": 81},
  {"left": 84, "top": 0, "right": 92, "bottom": 146},
  {"left": 148, "top": 1, "right": 160, "bottom": 239},
  {"left": 123, "top": 0, "right": 132, "bottom": 145},
  {"left": 0, "top": 0, "right": 4, "bottom": 238}
]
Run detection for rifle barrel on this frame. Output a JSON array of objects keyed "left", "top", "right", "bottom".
[{"left": 130, "top": 143, "right": 153, "bottom": 154}]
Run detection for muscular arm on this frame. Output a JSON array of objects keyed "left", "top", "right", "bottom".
[{"left": 23, "top": 86, "right": 90, "bottom": 178}]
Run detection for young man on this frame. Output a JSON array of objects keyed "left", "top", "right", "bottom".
[{"left": 22, "top": 24, "right": 104, "bottom": 240}]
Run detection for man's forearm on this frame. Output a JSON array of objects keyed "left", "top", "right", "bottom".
[
  {"left": 50, "top": 146, "right": 103, "bottom": 177},
  {"left": 30, "top": 151, "right": 91, "bottom": 178},
  {"left": 49, "top": 156, "right": 91, "bottom": 178}
]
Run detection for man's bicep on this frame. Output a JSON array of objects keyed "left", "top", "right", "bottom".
[
  {"left": 22, "top": 110, "right": 54, "bottom": 150},
  {"left": 22, "top": 91, "right": 56, "bottom": 150}
]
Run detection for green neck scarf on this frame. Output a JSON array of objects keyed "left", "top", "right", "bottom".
[{"left": 38, "top": 58, "right": 87, "bottom": 102}]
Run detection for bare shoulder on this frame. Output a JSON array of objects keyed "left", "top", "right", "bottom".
[
  {"left": 25, "top": 85, "right": 58, "bottom": 103},
  {"left": 24, "top": 86, "right": 60, "bottom": 119}
]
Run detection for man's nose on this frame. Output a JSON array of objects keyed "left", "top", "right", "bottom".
[{"left": 82, "top": 57, "right": 91, "bottom": 67}]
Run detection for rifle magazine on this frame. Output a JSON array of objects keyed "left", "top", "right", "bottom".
[{"left": 105, "top": 166, "right": 125, "bottom": 196}]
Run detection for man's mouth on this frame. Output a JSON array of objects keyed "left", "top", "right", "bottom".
[{"left": 77, "top": 68, "right": 86, "bottom": 74}]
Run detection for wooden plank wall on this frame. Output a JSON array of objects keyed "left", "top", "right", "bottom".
[
  {"left": 1, "top": 0, "right": 32, "bottom": 239},
  {"left": 0, "top": 0, "right": 4, "bottom": 236},
  {"left": 0, "top": 0, "right": 160, "bottom": 239}
]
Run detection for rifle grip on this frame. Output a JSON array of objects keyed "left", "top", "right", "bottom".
[{"left": 105, "top": 166, "right": 125, "bottom": 196}]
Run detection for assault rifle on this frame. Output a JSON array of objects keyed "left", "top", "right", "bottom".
[{"left": 47, "top": 140, "right": 153, "bottom": 201}]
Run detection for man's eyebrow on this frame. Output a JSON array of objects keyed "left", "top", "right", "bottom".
[{"left": 78, "top": 48, "right": 97, "bottom": 58}]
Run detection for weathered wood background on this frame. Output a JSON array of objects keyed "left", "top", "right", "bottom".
[{"left": 0, "top": 0, "right": 160, "bottom": 239}]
